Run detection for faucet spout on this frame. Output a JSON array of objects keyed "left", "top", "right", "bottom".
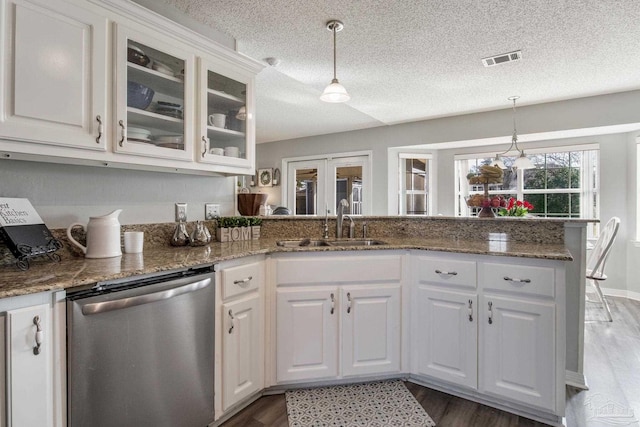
[{"left": 336, "top": 199, "right": 349, "bottom": 238}]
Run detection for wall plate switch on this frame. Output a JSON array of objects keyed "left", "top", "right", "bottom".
[
  {"left": 175, "top": 203, "right": 187, "bottom": 222},
  {"left": 205, "top": 203, "right": 220, "bottom": 220}
]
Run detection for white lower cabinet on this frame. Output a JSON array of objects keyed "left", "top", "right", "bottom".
[
  {"left": 412, "top": 252, "right": 564, "bottom": 420},
  {"left": 0, "top": 291, "right": 63, "bottom": 427},
  {"left": 216, "top": 258, "right": 264, "bottom": 418},
  {"left": 222, "top": 293, "right": 262, "bottom": 411},
  {"left": 479, "top": 294, "right": 555, "bottom": 410},
  {"left": 342, "top": 285, "right": 401, "bottom": 377},
  {"left": 276, "top": 287, "right": 339, "bottom": 382},
  {"left": 273, "top": 252, "right": 403, "bottom": 384},
  {"left": 414, "top": 287, "right": 477, "bottom": 389}
]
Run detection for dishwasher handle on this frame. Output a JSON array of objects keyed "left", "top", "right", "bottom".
[{"left": 81, "top": 277, "right": 212, "bottom": 315}]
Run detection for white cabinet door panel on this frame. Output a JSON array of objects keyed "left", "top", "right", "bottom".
[
  {"left": 415, "top": 286, "right": 477, "bottom": 389},
  {"left": 222, "top": 294, "right": 262, "bottom": 411},
  {"left": 7, "top": 303, "right": 53, "bottom": 427},
  {"left": 342, "top": 285, "right": 400, "bottom": 377},
  {"left": 276, "top": 287, "right": 338, "bottom": 382},
  {"left": 1, "top": 0, "right": 107, "bottom": 149},
  {"left": 480, "top": 295, "right": 555, "bottom": 411}
]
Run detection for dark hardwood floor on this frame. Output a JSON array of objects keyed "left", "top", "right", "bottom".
[{"left": 222, "top": 296, "right": 640, "bottom": 427}]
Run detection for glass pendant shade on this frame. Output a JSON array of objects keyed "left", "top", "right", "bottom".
[
  {"left": 320, "top": 78, "right": 350, "bottom": 103},
  {"left": 492, "top": 156, "right": 506, "bottom": 169},
  {"left": 514, "top": 152, "right": 535, "bottom": 169}
]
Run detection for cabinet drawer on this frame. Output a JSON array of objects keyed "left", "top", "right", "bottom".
[
  {"left": 221, "top": 262, "right": 260, "bottom": 300},
  {"left": 275, "top": 254, "right": 402, "bottom": 285},
  {"left": 479, "top": 262, "right": 555, "bottom": 298},
  {"left": 414, "top": 256, "right": 477, "bottom": 289}
]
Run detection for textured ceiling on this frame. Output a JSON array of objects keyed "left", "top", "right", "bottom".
[{"left": 160, "top": 0, "right": 640, "bottom": 143}]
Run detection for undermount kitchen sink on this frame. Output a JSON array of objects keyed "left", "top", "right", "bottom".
[{"left": 276, "top": 239, "right": 388, "bottom": 248}]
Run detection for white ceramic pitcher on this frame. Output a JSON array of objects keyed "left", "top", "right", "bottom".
[{"left": 66, "top": 209, "right": 123, "bottom": 258}]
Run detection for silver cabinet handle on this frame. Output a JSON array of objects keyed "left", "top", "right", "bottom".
[
  {"left": 228, "top": 309, "right": 234, "bottom": 334},
  {"left": 118, "top": 120, "right": 126, "bottom": 146},
  {"left": 96, "top": 115, "right": 103, "bottom": 144},
  {"left": 468, "top": 299, "right": 473, "bottom": 322},
  {"left": 435, "top": 269, "right": 458, "bottom": 276},
  {"left": 504, "top": 276, "right": 531, "bottom": 283},
  {"left": 347, "top": 292, "right": 352, "bottom": 314},
  {"left": 201, "top": 136, "right": 208, "bottom": 157},
  {"left": 33, "top": 315, "right": 43, "bottom": 355},
  {"left": 233, "top": 276, "right": 253, "bottom": 286},
  {"left": 488, "top": 301, "right": 493, "bottom": 325},
  {"left": 330, "top": 293, "right": 335, "bottom": 315}
]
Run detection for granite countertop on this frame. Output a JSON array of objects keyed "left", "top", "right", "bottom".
[{"left": 0, "top": 236, "right": 572, "bottom": 299}]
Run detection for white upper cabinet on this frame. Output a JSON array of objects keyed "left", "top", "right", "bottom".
[
  {"left": 197, "top": 57, "right": 255, "bottom": 173},
  {"left": 0, "top": 0, "right": 107, "bottom": 150},
  {"left": 114, "top": 23, "right": 195, "bottom": 162}
]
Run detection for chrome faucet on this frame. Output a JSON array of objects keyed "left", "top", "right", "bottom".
[
  {"left": 343, "top": 215, "right": 355, "bottom": 238},
  {"left": 336, "top": 199, "right": 349, "bottom": 238}
]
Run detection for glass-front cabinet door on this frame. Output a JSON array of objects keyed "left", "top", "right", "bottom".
[
  {"left": 114, "top": 24, "right": 195, "bottom": 161},
  {"left": 197, "top": 58, "right": 255, "bottom": 171}
]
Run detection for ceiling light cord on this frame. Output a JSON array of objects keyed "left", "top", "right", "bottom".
[{"left": 332, "top": 23, "right": 337, "bottom": 81}]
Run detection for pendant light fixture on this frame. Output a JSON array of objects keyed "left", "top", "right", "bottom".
[
  {"left": 491, "top": 96, "right": 535, "bottom": 169},
  {"left": 320, "top": 20, "right": 350, "bottom": 103}
]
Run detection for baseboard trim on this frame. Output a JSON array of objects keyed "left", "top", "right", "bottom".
[
  {"left": 565, "top": 370, "right": 588, "bottom": 390},
  {"left": 600, "top": 287, "right": 640, "bottom": 302}
]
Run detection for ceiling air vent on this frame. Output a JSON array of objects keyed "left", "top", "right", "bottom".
[{"left": 482, "top": 50, "right": 522, "bottom": 67}]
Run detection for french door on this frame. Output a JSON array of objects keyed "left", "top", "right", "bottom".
[{"left": 285, "top": 153, "right": 371, "bottom": 216}]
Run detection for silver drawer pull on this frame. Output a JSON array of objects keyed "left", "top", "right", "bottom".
[
  {"left": 503, "top": 276, "right": 531, "bottom": 283},
  {"left": 435, "top": 269, "right": 458, "bottom": 276},
  {"left": 468, "top": 299, "right": 473, "bottom": 322},
  {"left": 33, "top": 315, "right": 43, "bottom": 355},
  {"left": 347, "top": 292, "right": 352, "bottom": 314},
  {"left": 118, "top": 120, "right": 125, "bottom": 146},
  {"left": 233, "top": 276, "right": 253, "bottom": 286},
  {"left": 201, "top": 136, "right": 208, "bottom": 157},
  {"left": 228, "top": 309, "right": 234, "bottom": 334},
  {"left": 330, "top": 293, "right": 335, "bottom": 315}
]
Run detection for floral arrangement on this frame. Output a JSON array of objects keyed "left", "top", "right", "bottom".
[{"left": 498, "top": 198, "right": 534, "bottom": 217}]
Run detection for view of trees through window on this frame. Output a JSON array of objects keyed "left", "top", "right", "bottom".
[{"left": 457, "top": 148, "right": 598, "bottom": 219}]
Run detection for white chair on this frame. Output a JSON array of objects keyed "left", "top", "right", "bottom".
[{"left": 586, "top": 217, "right": 620, "bottom": 322}]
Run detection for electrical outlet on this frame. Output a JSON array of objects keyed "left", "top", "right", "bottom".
[
  {"left": 175, "top": 203, "right": 187, "bottom": 222},
  {"left": 205, "top": 203, "right": 220, "bottom": 220}
]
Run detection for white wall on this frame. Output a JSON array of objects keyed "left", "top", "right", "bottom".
[{"left": 0, "top": 159, "right": 236, "bottom": 228}]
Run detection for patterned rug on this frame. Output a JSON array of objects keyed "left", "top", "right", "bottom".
[{"left": 285, "top": 380, "right": 436, "bottom": 427}]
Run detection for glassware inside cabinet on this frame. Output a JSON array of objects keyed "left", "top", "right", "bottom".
[
  {"left": 125, "top": 40, "right": 186, "bottom": 153},
  {"left": 206, "top": 70, "right": 247, "bottom": 159}
]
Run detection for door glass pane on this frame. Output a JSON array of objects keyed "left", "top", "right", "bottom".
[
  {"left": 295, "top": 168, "right": 317, "bottom": 215},
  {"left": 126, "top": 40, "right": 185, "bottom": 151},
  {"left": 335, "top": 166, "right": 362, "bottom": 215}
]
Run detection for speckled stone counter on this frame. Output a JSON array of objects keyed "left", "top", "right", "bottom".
[{"left": 0, "top": 216, "right": 579, "bottom": 298}]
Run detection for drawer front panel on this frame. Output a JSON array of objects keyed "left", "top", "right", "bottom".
[
  {"left": 275, "top": 255, "right": 402, "bottom": 285},
  {"left": 414, "top": 256, "right": 477, "bottom": 289},
  {"left": 480, "top": 262, "right": 555, "bottom": 298},
  {"left": 222, "top": 262, "right": 261, "bottom": 300}
]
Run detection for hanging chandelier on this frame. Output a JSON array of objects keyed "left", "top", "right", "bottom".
[
  {"left": 492, "top": 96, "right": 535, "bottom": 169},
  {"left": 320, "top": 20, "right": 350, "bottom": 103}
]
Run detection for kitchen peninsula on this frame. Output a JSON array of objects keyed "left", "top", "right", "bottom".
[{"left": 0, "top": 216, "right": 587, "bottom": 426}]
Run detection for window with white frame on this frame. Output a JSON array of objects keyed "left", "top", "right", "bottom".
[
  {"left": 455, "top": 146, "right": 599, "bottom": 231},
  {"left": 398, "top": 154, "right": 432, "bottom": 215}
]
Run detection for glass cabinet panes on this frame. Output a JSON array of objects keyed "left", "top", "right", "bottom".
[
  {"left": 116, "top": 25, "right": 193, "bottom": 161},
  {"left": 199, "top": 59, "right": 253, "bottom": 169}
]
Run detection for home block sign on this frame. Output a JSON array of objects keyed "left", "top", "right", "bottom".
[
  {"left": 0, "top": 197, "right": 61, "bottom": 261},
  {"left": 216, "top": 226, "right": 261, "bottom": 242}
]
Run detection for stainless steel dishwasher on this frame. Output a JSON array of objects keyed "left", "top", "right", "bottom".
[{"left": 67, "top": 265, "right": 215, "bottom": 427}]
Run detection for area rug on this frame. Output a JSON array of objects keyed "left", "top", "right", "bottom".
[{"left": 285, "top": 380, "right": 436, "bottom": 426}]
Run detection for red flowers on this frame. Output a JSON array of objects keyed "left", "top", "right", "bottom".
[{"left": 499, "top": 198, "right": 534, "bottom": 217}]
